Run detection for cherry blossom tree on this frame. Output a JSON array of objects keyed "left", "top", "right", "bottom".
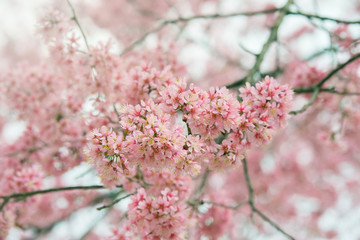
[{"left": 1, "top": 0, "right": 360, "bottom": 239}]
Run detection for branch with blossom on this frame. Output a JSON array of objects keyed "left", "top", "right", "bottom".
[{"left": 2, "top": 0, "right": 360, "bottom": 239}]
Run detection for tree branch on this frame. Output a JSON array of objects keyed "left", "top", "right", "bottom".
[
  {"left": 165, "top": 8, "right": 281, "bottom": 22},
  {"left": 120, "top": 8, "right": 282, "bottom": 55},
  {"left": 200, "top": 200, "right": 249, "bottom": 210},
  {"left": 196, "top": 168, "right": 210, "bottom": 198},
  {"left": 226, "top": 69, "right": 283, "bottom": 89},
  {"left": 289, "top": 53, "right": 360, "bottom": 114},
  {"left": 67, "top": 0, "right": 90, "bottom": 51},
  {"left": 242, "top": 158, "right": 296, "bottom": 240},
  {"left": 242, "top": 158, "right": 254, "bottom": 211},
  {"left": 289, "top": 11, "right": 360, "bottom": 24},
  {"left": 314, "top": 53, "right": 360, "bottom": 88},
  {"left": 0, "top": 185, "right": 116, "bottom": 212},
  {"left": 319, "top": 88, "right": 360, "bottom": 96},
  {"left": 290, "top": 87, "right": 320, "bottom": 115},
  {"left": 295, "top": 87, "right": 360, "bottom": 96},
  {"left": 246, "top": 0, "right": 294, "bottom": 84},
  {"left": 97, "top": 192, "right": 135, "bottom": 210},
  {"left": 254, "top": 208, "right": 296, "bottom": 240}
]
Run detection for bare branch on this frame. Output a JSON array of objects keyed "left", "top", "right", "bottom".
[
  {"left": 290, "top": 53, "right": 360, "bottom": 114},
  {"left": 319, "top": 88, "right": 360, "bottom": 96},
  {"left": 295, "top": 87, "right": 360, "bottom": 96},
  {"left": 242, "top": 158, "right": 296, "bottom": 240},
  {"left": 201, "top": 200, "right": 249, "bottom": 210},
  {"left": 0, "top": 185, "right": 116, "bottom": 212},
  {"left": 289, "top": 11, "right": 360, "bottom": 24},
  {"left": 242, "top": 158, "right": 254, "bottom": 211},
  {"left": 120, "top": 23, "right": 167, "bottom": 56},
  {"left": 290, "top": 87, "right": 320, "bottom": 115},
  {"left": 165, "top": 8, "right": 281, "bottom": 22},
  {"left": 315, "top": 53, "right": 360, "bottom": 88},
  {"left": 120, "top": 8, "right": 281, "bottom": 55},
  {"left": 97, "top": 192, "right": 135, "bottom": 210},
  {"left": 246, "top": 0, "right": 294, "bottom": 84},
  {"left": 254, "top": 208, "right": 296, "bottom": 240},
  {"left": 196, "top": 168, "right": 210, "bottom": 198}
]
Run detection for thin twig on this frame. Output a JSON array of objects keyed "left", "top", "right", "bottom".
[
  {"left": 305, "top": 46, "right": 338, "bottom": 61},
  {"left": 290, "top": 87, "right": 320, "bottom": 115},
  {"left": 79, "top": 209, "right": 111, "bottom": 240},
  {"left": 120, "top": 8, "right": 281, "bottom": 55},
  {"left": 67, "top": 0, "right": 89, "bottom": 51},
  {"left": 200, "top": 200, "right": 249, "bottom": 210},
  {"left": 242, "top": 158, "right": 296, "bottom": 240},
  {"left": 187, "top": 168, "right": 211, "bottom": 209},
  {"left": 196, "top": 168, "right": 210, "bottom": 198},
  {"left": 97, "top": 192, "right": 135, "bottom": 211},
  {"left": 242, "top": 159, "right": 254, "bottom": 211},
  {"left": 226, "top": 69, "right": 283, "bottom": 89},
  {"left": 0, "top": 198, "right": 9, "bottom": 212},
  {"left": 0, "top": 185, "right": 107, "bottom": 199},
  {"left": 113, "top": 103, "right": 121, "bottom": 121},
  {"left": 292, "top": 53, "right": 360, "bottom": 92},
  {"left": 254, "top": 208, "right": 296, "bottom": 240},
  {"left": 290, "top": 53, "right": 360, "bottom": 114},
  {"left": 246, "top": 0, "right": 294, "bottom": 83},
  {"left": 27, "top": 191, "right": 120, "bottom": 238},
  {"left": 120, "top": 24, "right": 167, "bottom": 56},
  {"left": 166, "top": 8, "right": 281, "bottom": 23},
  {"left": 0, "top": 185, "right": 114, "bottom": 212},
  {"left": 315, "top": 53, "right": 360, "bottom": 88},
  {"left": 319, "top": 88, "right": 360, "bottom": 96},
  {"left": 289, "top": 11, "right": 360, "bottom": 24},
  {"left": 295, "top": 87, "right": 360, "bottom": 96}
]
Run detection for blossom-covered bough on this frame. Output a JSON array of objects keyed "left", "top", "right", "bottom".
[{"left": 1, "top": 0, "right": 360, "bottom": 239}]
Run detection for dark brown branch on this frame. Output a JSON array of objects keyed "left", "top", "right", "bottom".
[
  {"left": 0, "top": 185, "right": 115, "bottom": 212},
  {"left": 242, "top": 158, "right": 296, "bottom": 240},
  {"left": 166, "top": 8, "right": 281, "bottom": 22},
  {"left": 315, "top": 53, "right": 360, "bottom": 88},
  {"left": 26, "top": 191, "right": 119, "bottom": 238},
  {"left": 289, "top": 11, "right": 360, "bottom": 24},
  {"left": 246, "top": 0, "right": 294, "bottom": 83},
  {"left": 120, "top": 24, "right": 167, "bottom": 56},
  {"left": 79, "top": 209, "right": 111, "bottom": 240},
  {"left": 290, "top": 53, "right": 360, "bottom": 114},
  {"left": 254, "top": 208, "right": 296, "bottom": 240},
  {"left": 200, "top": 200, "right": 249, "bottom": 210},
  {"left": 319, "top": 88, "right": 360, "bottom": 96},
  {"left": 187, "top": 168, "right": 211, "bottom": 209},
  {"left": 242, "top": 159, "right": 254, "bottom": 211},
  {"left": 120, "top": 8, "right": 282, "bottom": 55},
  {"left": 97, "top": 192, "right": 135, "bottom": 210},
  {"left": 226, "top": 69, "right": 283, "bottom": 89},
  {"left": 196, "top": 168, "right": 210, "bottom": 198},
  {"left": 305, "top": 47, "right": 338, "bottom": 61},
  {"left": 294, "top": 87, "right": 360, "bottom": 96},
  {"left": 290, "top": 87, "right": 360, "bottom": 115},
  {"left": 226, "top": 76, "right": 247, "bottom": 89},
  {"left": 290, "top": 87, "right": 320, "bottom": 115},
  {"left": 293, "top": 53, "right": 360, "bottom": 94}
]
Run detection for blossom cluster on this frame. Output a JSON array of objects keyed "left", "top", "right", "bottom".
[
  {"left": 127, "top": 188, "right": 188, "bottom": 240},
  {"left": 0, "top": 158, "right": 43, "bottom": 196},
  {"left": 87, "top": 75, "right": 293, "bottom": 183},
  {"left": 84, "top": 75, "right": 292, "bottom": 239}
]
